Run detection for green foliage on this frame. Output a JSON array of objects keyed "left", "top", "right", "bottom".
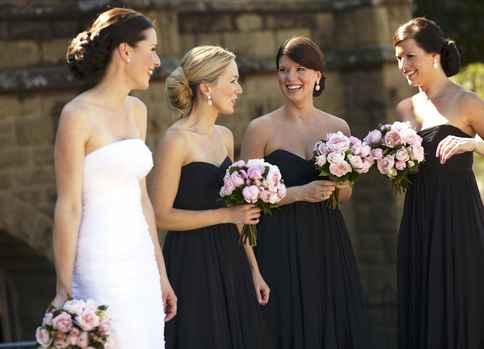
[{"left": 413, "top": 0, "right": 484, "bottom": 65}]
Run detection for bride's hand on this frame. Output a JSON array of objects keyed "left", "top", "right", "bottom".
[
  {"left": 252, "top": 271, "right": 270, "bottom": 305},
  {"left": 51, "top": 293, "right": 68, "bottom": 309},
  {"left": 161, "top": 277, "right": 177, "bottom": 321}
]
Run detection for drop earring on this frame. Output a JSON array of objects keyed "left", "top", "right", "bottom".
[
  {"left": 208, "top": 95, "right": 213, "bottom": 106},
  {"left": 315, "top": 81, "right": 321, "bottom": 91},
  {"left": 433, "top": 58, "right": 438, "bottom": 69}
]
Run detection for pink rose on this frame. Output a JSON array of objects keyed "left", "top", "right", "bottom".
[
  {"left": 242, "top": 185, "right": 259, "bottom": 203},
  {"left": 76, "top": 309, "right": 100, "bottom": 331},
  {"left": 360, "top": 144, "right": 371, "bottom": 158},
  {"left": 42, "top": 312, "right": 54, "bottom": 326},
  {"left": 265, "top": 166, "right": 282, "bottom": 190},
  {"left": 259, "top": 189, "right": 272, "bottom": 203},
  {"left": 52, "top": 312, "right": 73, "bottom": 333},
  {"left": 35, "top": 327, "right": 52, "bottom": 347},
  {"left": 326, "top": 132, "right": 351, "bottom": 152},
  {"left": 315, "top": 154, "right": 326, "bottom": 167},
  {"left": 364, "top": 129, "right": 383, "bottom": 145},
  {"left": 395, "top": 148, "right": 410, "bottom": 162},
  {"left": 410, "top": 145, "right": 424, "bottom": 162},
  {"left": 351, "top": 143, "right": 362, "bottom": 155},
  {"left": 67, "top": 327, "right": 81, "bottom": 346},
  {"left": 232, "top": 160, "right": 245, "bottom": 168},
  {"left": 390, "top": 121, "right": 409, "bottom": 131},
  {"left": 220, "top": 176, "right": 235, "bottom": 196},
  {"left": 377, "top": 155, "right": 395, "bottom": 176},
  {"left": 99, "top": 319, "right": 112, "bottom": 336},
  {"left": 78, "top": 331, "right": 89, "bottom": 348},
  {"left": 63, "top": 299, "right": 86, "bottom": 315},
  {"left": 395, "top": 160, "right": 407, "bottom": 171},
  {"left": 230, "top": 172, "right": 245, "bottom": 187},
  {"left": 371, "top": 148, "right": 383, "bottom": 160},
  {"left": 247, "top": 166, "right": 263, "bottom": 180},
  {"left": 277, "top": 183, "right": 287, "bottom": 199},
  {"left": 362, "top": 158, "right": 374, "bottom": 173},
  {"left": 348, "top": 155, "right": 364, "bottom": 171},
  {"left": 384, "top": 130, "right": 402, "bottom": 148},
  {"left": 327, "top": 151, "right": 345, "bottom": 164},
  {"left": 329, "top": 160, "right": 352, "bottom": 177},
  {"left": 314, "top": 141, "right": 328, "bottom": 155},
  {"left": 400, "top": 128, "right": 421, "bottom": 146}
]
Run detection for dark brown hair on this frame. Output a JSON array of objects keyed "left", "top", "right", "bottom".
[
  {"left": 393, "top": 17, "right": 461, "bottom": 77},
  {"left": 66, "top": 7, "right": 154, "bottom": 80},
  {"left": 276, "top": 37, "right": 326, "bottom": 96}
]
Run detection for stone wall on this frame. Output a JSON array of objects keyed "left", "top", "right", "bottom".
[{"left": 0, "top": 0, "right": 413, "bottom": 345}]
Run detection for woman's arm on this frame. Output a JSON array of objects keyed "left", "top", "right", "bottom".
[
  {"left": 52, "top": 105, "right": 88, "bottom": 306},
  {"left": 152, "top": 128, "right": 259, "bottom": 231},
  {"left": 437, "top": 92, "right": 484, "bottom": 162},
  {"left": 132, "top": 98, "right": 177, "bottom": 321}
]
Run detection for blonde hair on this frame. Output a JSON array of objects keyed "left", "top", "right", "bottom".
[{"left": 165, "top": 46, "right": 236, "bottom": 117}]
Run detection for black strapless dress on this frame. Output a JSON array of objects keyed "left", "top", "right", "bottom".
[
  {"left": 398, "top": 124, "right": 484, "bottom": 349},
  {"left": 255, "top": 149, "right": 372, "bottom": 349},
  {"left": 163, "top": 157, "right": 268, "bottom": 349}
]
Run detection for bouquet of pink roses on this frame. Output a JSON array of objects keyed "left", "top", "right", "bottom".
[
  {"left": 364, "top": 121, "right": 425, "bottom": 193},
  {"left": 313, "top": 131, "right": 374, "bottom": 208},
  {"left": 220, "top": 159, "right": 287, "bottom": 246},
  {"left": 35, "top": 298, "right": 112, "bottom": 349}
]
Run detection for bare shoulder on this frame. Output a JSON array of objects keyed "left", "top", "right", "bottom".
[
  {"left": 316, "top": 109, "right": 350, "bottom": 135},
  {"left": 246, "top": 108, "right": 281, "bottom": 139},
  {"left": 58, "top": 98, "right": 93, "bottom": 134},
  {"left": 157, "top": 124, "right": 190, "bottom": 155},
  {"left": 215, "top": 124, "right": 234, "bottom": 140},
  {"left": 459, "top": 89, "right": 484, "bottom": 115},
  {"left": 127, "top": 96, "right": 148, "bottom": 133}
]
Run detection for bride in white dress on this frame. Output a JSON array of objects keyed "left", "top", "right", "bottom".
[{"left": 51, "top": 8, "right": 176, "bottom": 348}]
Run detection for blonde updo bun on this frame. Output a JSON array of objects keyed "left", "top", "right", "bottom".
[{"left": 165, "top": 46, "right": 236, "bottom": 117}]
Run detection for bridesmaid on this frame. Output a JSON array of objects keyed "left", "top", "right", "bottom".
[
  {"left": 394, "top": 17, "right": 484, "bottom": 349},
  {"left": 152, "top": 46, "right": 270, "bottom": 349},
  {"left": 241, "top": 36, "right": 372, "bottom": 349}
]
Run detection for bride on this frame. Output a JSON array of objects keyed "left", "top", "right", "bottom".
[{"left": 51, "top": 8, "right": 176, "bottom": 348}]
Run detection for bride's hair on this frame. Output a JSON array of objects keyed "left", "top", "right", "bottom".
[
  {"left": 393, "top": 17, "right": 461, "bottom": 77},
  {"left": 66, "top": 7, "right": 154, "bottom": 81},
  {"left": 165, "top": 46, "right": 236, "bottom": 117}
]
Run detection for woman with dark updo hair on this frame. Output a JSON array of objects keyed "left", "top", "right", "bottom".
[
  {"left": 240, "top": 36, "right": 372, "bottom": 349},
  {"left": 394, "top": 17, "right": 484, "bottom": 349},
  {"left": 52, "top": 7, "right": 176, "bottom": 348}
]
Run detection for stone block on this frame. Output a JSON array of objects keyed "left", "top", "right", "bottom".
[
  {"left": 236, "top": 14, "right": 263, "bottom": 32},
  {"left": 0, "top": 119, "right": 15, "bottom": 146},
  {"left": 224, "top": 31, "right": 276, "bottom": 58},
  {"left": 50, "top": 20, "right": 80, "bottom": 39},
  {"left": 7, "top": 21, "right": 52, "bottom": 40},
  {"left": 314, "top": 12, "right": 335, "bottom": 48},
  {"left": 15, "top": 115, "right": 55, "bottom": 146},
  {"left": 151, "top": 10, "right": 180, "bottom": 56},
  {"left": 0, "top": 148, "right": 31, "bottom": 169},
  {"left": 0, "top": 41, "right": 41, "bottom": 68},
  {"left": 274, "top": 28, "right": 312, "bottom": 47},
  {"left": 41, "top": 39, "right": 69, "bottom": 64},
  {"left": 179, "top": 34, "right": 196, "bottom": 55}
]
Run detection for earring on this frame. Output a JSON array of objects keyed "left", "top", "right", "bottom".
[
  {"left": 127, "top": 58, "right": 131, "bottom": 63},
  {"left": 208, "top": 95, "right": 213, "bottom": 106},
  {"left": 433, "top": 58, "right": 438, "bottom": 69},
  {"left": 315, "top": 81, "right": 320, "bottom": 91}
]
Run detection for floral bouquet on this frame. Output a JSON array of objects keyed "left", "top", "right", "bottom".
[
  {"left": 35, "top": 298, "right": 112, "bottom": 349},
  {"left": 313, "top": 131, "right": 374, "bottom": 208},
  {"left": 364, "top": 121, "right": 425, "bottom": 193},
  {"left": 220, "top": 159, "right": 287, "bottom": 246}
]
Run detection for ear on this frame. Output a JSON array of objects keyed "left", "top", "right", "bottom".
[
  {"left": 315, "top": 70, "right": 322, "bottom": 81},
  {"left": 116, "top": 42, "right": 132, "bottom": 63},
  {"left": 198, "top": 82, "right": 212, "bottom": 98}
]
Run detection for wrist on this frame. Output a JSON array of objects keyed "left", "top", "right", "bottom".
[{"left": 219, "top": 207, "right": 232, "bottom": 224}]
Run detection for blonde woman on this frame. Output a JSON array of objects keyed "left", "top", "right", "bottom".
[
  {"left": 152, "top": 46, "right": 270, "bottom": 349},
  {"left": 52, "top": 8, "right": 176, "bottom": 349}
]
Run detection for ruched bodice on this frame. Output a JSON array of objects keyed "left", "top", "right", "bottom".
[
  {"left": 173, "top": 157, "right": 230, "bottom": 210},
  {"left": 418, "top": 124, "right": 473, "bottom": 174},
  {"left": 73, "top": 138, "right": 165, "bottom": 349}
]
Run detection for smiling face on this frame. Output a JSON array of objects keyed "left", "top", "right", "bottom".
[
  {"left": 277, "top": 55, "right": 321, "bottom": 103},
  {"left": 209, "top": 60, "right": 242, "bottom": 115},
  {"left": 395, "top": 38, "right": 436, "bottom": 88},
  {"left": 126, "top": 28, "right": 160, "bottom": 90}
]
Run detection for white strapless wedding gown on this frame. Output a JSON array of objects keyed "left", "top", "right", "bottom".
[{"left": 73, "top": 139, "right": 164, "bottom": 348}]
